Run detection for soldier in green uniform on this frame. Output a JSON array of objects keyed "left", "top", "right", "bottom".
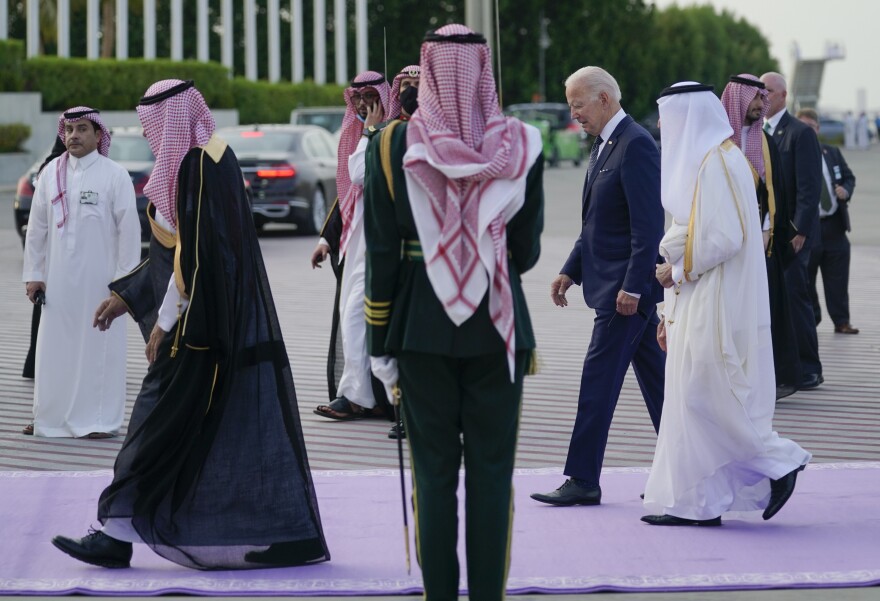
[{"left": 362, "top": 24, "right": 545, "bottom": 601}]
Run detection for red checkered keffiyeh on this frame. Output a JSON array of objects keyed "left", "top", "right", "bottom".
[
  {"left": 137, "top": 79, "right": 215, "bottom": 228},
  {"left": 721, "top": 74, "right": 769, "bottom": 179},
  {"left": 337, "top": 71, "right": 390, "bottom": 256},
  {"left": 388, "top": 65, "right": 420, "bottom": 120},
  {"left": 403, "top": 24, "right": 542, "bottom": 380},
  {"left": 52, "top": 106, "right": 111, "bottom": 232}
]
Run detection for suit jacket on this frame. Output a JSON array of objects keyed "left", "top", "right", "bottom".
[
  {"left": 771, "top": 111, "right": 822, "bottom": 238},
  {"left": 561, "top": 115, "right": 664, "bottom": 310},
  {"left": 821, "top": 143, "right": 856, "bottom": 232}
]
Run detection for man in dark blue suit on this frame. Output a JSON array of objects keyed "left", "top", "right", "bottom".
[
  {"left": 761, "top": 72, "right": 824, "bottom": 389},
  {"left": 531, "top": 67, "right": 665, "bottom": 506},
  {"left": 797, "top": 108, "right": 859, "bottom": 335}
]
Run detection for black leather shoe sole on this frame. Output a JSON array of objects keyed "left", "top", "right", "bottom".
[
  {"left": 641, "top": 514, "right": 722, "bottom": 527},
  {"left": 763, "top": 464, "right": 806, "bottom": 520},
  {"left": 51, "top": 536, "right": 131, "bottom": 569},
  {"left": 529, "top": 493, "right": 600, "bottom": 506}
]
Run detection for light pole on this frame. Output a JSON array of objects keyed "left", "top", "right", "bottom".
[{"left": 538, "top": 12, "right": 550, "bottom": 102}]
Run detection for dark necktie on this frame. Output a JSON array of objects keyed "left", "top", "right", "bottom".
[
  {"left": 763, "top": 121, "right": 771, "bottom": 134},
  {"left": 587, "top": 135, "right": 604, "bottom": 182},
  {"left": 819, "top": 177, "right": 832, "bottom": 211}
]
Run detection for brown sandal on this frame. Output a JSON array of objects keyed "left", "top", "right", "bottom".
[
  {"left": 79, "top": 432, "right": 115, "bottom": 439},
  {"left": 22, "top": 423, "right": 34, "bottom": 435}
]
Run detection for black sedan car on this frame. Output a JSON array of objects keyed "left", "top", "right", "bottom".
[
  {"left": 14, "top": 127, "right": 154, "bottom": 248},
  {"left": 217, "top": 124, "right": 338, "bottom": 235}
]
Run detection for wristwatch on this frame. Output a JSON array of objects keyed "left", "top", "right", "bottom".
[{"left": 362, "top": 125, "right": 378, "bottom": 137}]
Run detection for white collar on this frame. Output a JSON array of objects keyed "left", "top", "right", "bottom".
[
  {"left": 599, "top": 107, "right": 627, "bottom": 141},
  {"left": 68, "top": 149, "right": 101, "bottom": 171},
  {"left": 765, "top": 108, "right": 787, "bottom": 132}
]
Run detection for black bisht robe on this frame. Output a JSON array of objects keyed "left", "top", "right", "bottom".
[
  {"left": 761, "top": 130, "right": 801, "bottom": 393},
  {"left": 98, "top": 142, "right": 329, "bottom": 570},
  {"left": 319, "top": 200, "right": 392, "bottom": 418}
]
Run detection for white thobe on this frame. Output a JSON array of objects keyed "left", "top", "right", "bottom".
[
  {"left": 22, "top": 150, "right": 141, "bottom": 437},
  {"left": 335, "top": 136, "right": 375, "bottom": 408},
  {"left": 644, "top": 142, "right": 810, "bottom": 520}
]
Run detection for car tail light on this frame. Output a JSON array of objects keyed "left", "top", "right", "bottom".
[
  {"left": 566, "top": 120, "right": 581, "bottom": 132},
  {"left": 131, "top": 173, "right": 150, "bottom": 196},
  {"left": 16, "top": 175, "right": 35, "bottom": 198},
  {"left": 241, "top": 131, "right": 264, "bottom": 138},
  {"left": 256, "top": 165, "right": 296, "bottom": 178}
]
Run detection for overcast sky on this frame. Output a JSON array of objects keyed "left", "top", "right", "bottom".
[{"left": 652, "top": 0, "right": 879, "bottom": 114}]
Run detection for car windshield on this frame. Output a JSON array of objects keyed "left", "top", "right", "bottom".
[
  {"left": 109, "top": 136, "right": 154, "bottom": 162},
  {"left": 295, "top": 113, "right": 345, "bottom": 133},
  {"left": 224, "top": 131, "right": 301, "bottom": 153}
]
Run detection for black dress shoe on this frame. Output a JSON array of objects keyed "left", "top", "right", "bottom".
[
  {"left": 52, "top": 530, "right": 132, "bottom": 568},
  {"left": 775, "top": 384, "right": 798, "bottom": 400},
  {"left": 763, "top": 464, "right": 806, "bottom": 520},
  {"left": 641, "top": 514, "right": 722, "bottom": 527},
  {"left": 799, "top": 373, "right": 823, "bottom": 390},
  {"left": 530, "top": 479, "right": 601, "bottom": 506},
  {"left": 244, "top": 538, "right": 327, "bottom": 566},
  {"left": 387, "top": 420, "right": 406, "bottom": 440}
]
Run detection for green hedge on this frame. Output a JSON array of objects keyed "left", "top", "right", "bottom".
[
  {"left": 22, "top": 58, "right": 235, "bottom": 111},
  {"left": 231, "top": 78, "right": 346, "bottom": 124},
  {"left": 0, "top": 40, "right": 25, "bottom": 91},
  {"left": 17, "top": 57, "right": 348, "bottom": 123},
  {"left": 0, "top": 123, "right": 32, "bottom": 153}
]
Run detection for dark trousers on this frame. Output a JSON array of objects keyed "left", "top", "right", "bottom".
[
  {"left": 809, "top": 214, "right": 851, "bottom": 327},
  {"left": 784, "top": 233, "right": 823, "bottom": 376},
  {"left": 564, "top": 307, "right": 665, "bottom": 486},
  {"left": 399, "top": 350, "right": 527, "bottom": 601}
]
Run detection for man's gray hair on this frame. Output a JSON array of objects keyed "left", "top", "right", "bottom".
[
  {"left": 761, "top": 71, "right": 787, "bottom": 91},
  {"left": 565, "top": 66, "right": 622, "bottom": 102}
]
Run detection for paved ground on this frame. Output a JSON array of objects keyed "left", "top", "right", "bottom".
[{"left": 1, "top": 144, "right": 878, "bottom": 599}]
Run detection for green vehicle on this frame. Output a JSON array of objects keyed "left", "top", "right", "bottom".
[{"left": 506, "top": 102, "right": 587, "bottom": 167}]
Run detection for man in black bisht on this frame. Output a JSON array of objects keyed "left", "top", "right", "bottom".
[
  {"left": 51, "top": 80, "right": 329, "bottom": 570},
  {"left": 720, "top": 74, "right": 801, "bottom": 398}
]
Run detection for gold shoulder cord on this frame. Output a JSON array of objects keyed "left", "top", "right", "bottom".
[{"left": 380, "top": 120, "right": 402, "bottom": 201}]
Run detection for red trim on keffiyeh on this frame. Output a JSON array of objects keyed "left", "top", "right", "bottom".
[
  {"left": 404, "top": 24, "right": 533, "bottom": 380},
  {"left": 721, "top": 73, "right": 768, "bottom": 179},
  {"left": 52, "top": 107, "right": 111, "bottom": 232},
  {"left": 337, "top": 71, "right": 390, "bottom": 256},
  {"left": 136, "top": 79, "right": 215, "bottom": 228}
]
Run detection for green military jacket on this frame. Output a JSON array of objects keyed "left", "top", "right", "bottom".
[{"left": 363, "top": 120, "right": 544, "bottom": 358}]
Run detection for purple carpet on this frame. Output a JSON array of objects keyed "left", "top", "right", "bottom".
[{"left": 2, "top": 463, "right": 879, "bottom": 595}]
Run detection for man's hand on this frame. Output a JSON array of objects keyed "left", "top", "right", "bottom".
[
  {"left": 550, "top": 274, "right": 573, "bottom": 307},
  {"left": 25, "top": 281, "right": 45, "bottom": 304},
  {"left": 145, "top": 324, "right": 166, "bottom": 364},
  {"left": 370, "top": 355, "right": 399, "bottom": 405},
  {"left": 311, "top": 242, "right": 330, "bottom": 269},
  {"left": 834, "top": 184, "right": 849, "bottom": 201},
  {"left": 93, "top": 295, "right": 128, "bottom": 331},
  {"left": 791, "top": 233, "right": 806, "bottom": 254},
  {"left": 655, "top": 263, "right": 674, "bottom": 289},
  {"left": 616, "top": 290, "right": 638, "bottom": 316},
  {"left": 364, "top": 102, "right": 384, "bottom": 128},
  {"left": 657, "top": 319, "right": 667, "bottom": 352}
]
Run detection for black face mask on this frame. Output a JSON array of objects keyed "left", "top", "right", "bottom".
[{"left": 400, "top": 85, "right": 419, "bottom": 116}]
